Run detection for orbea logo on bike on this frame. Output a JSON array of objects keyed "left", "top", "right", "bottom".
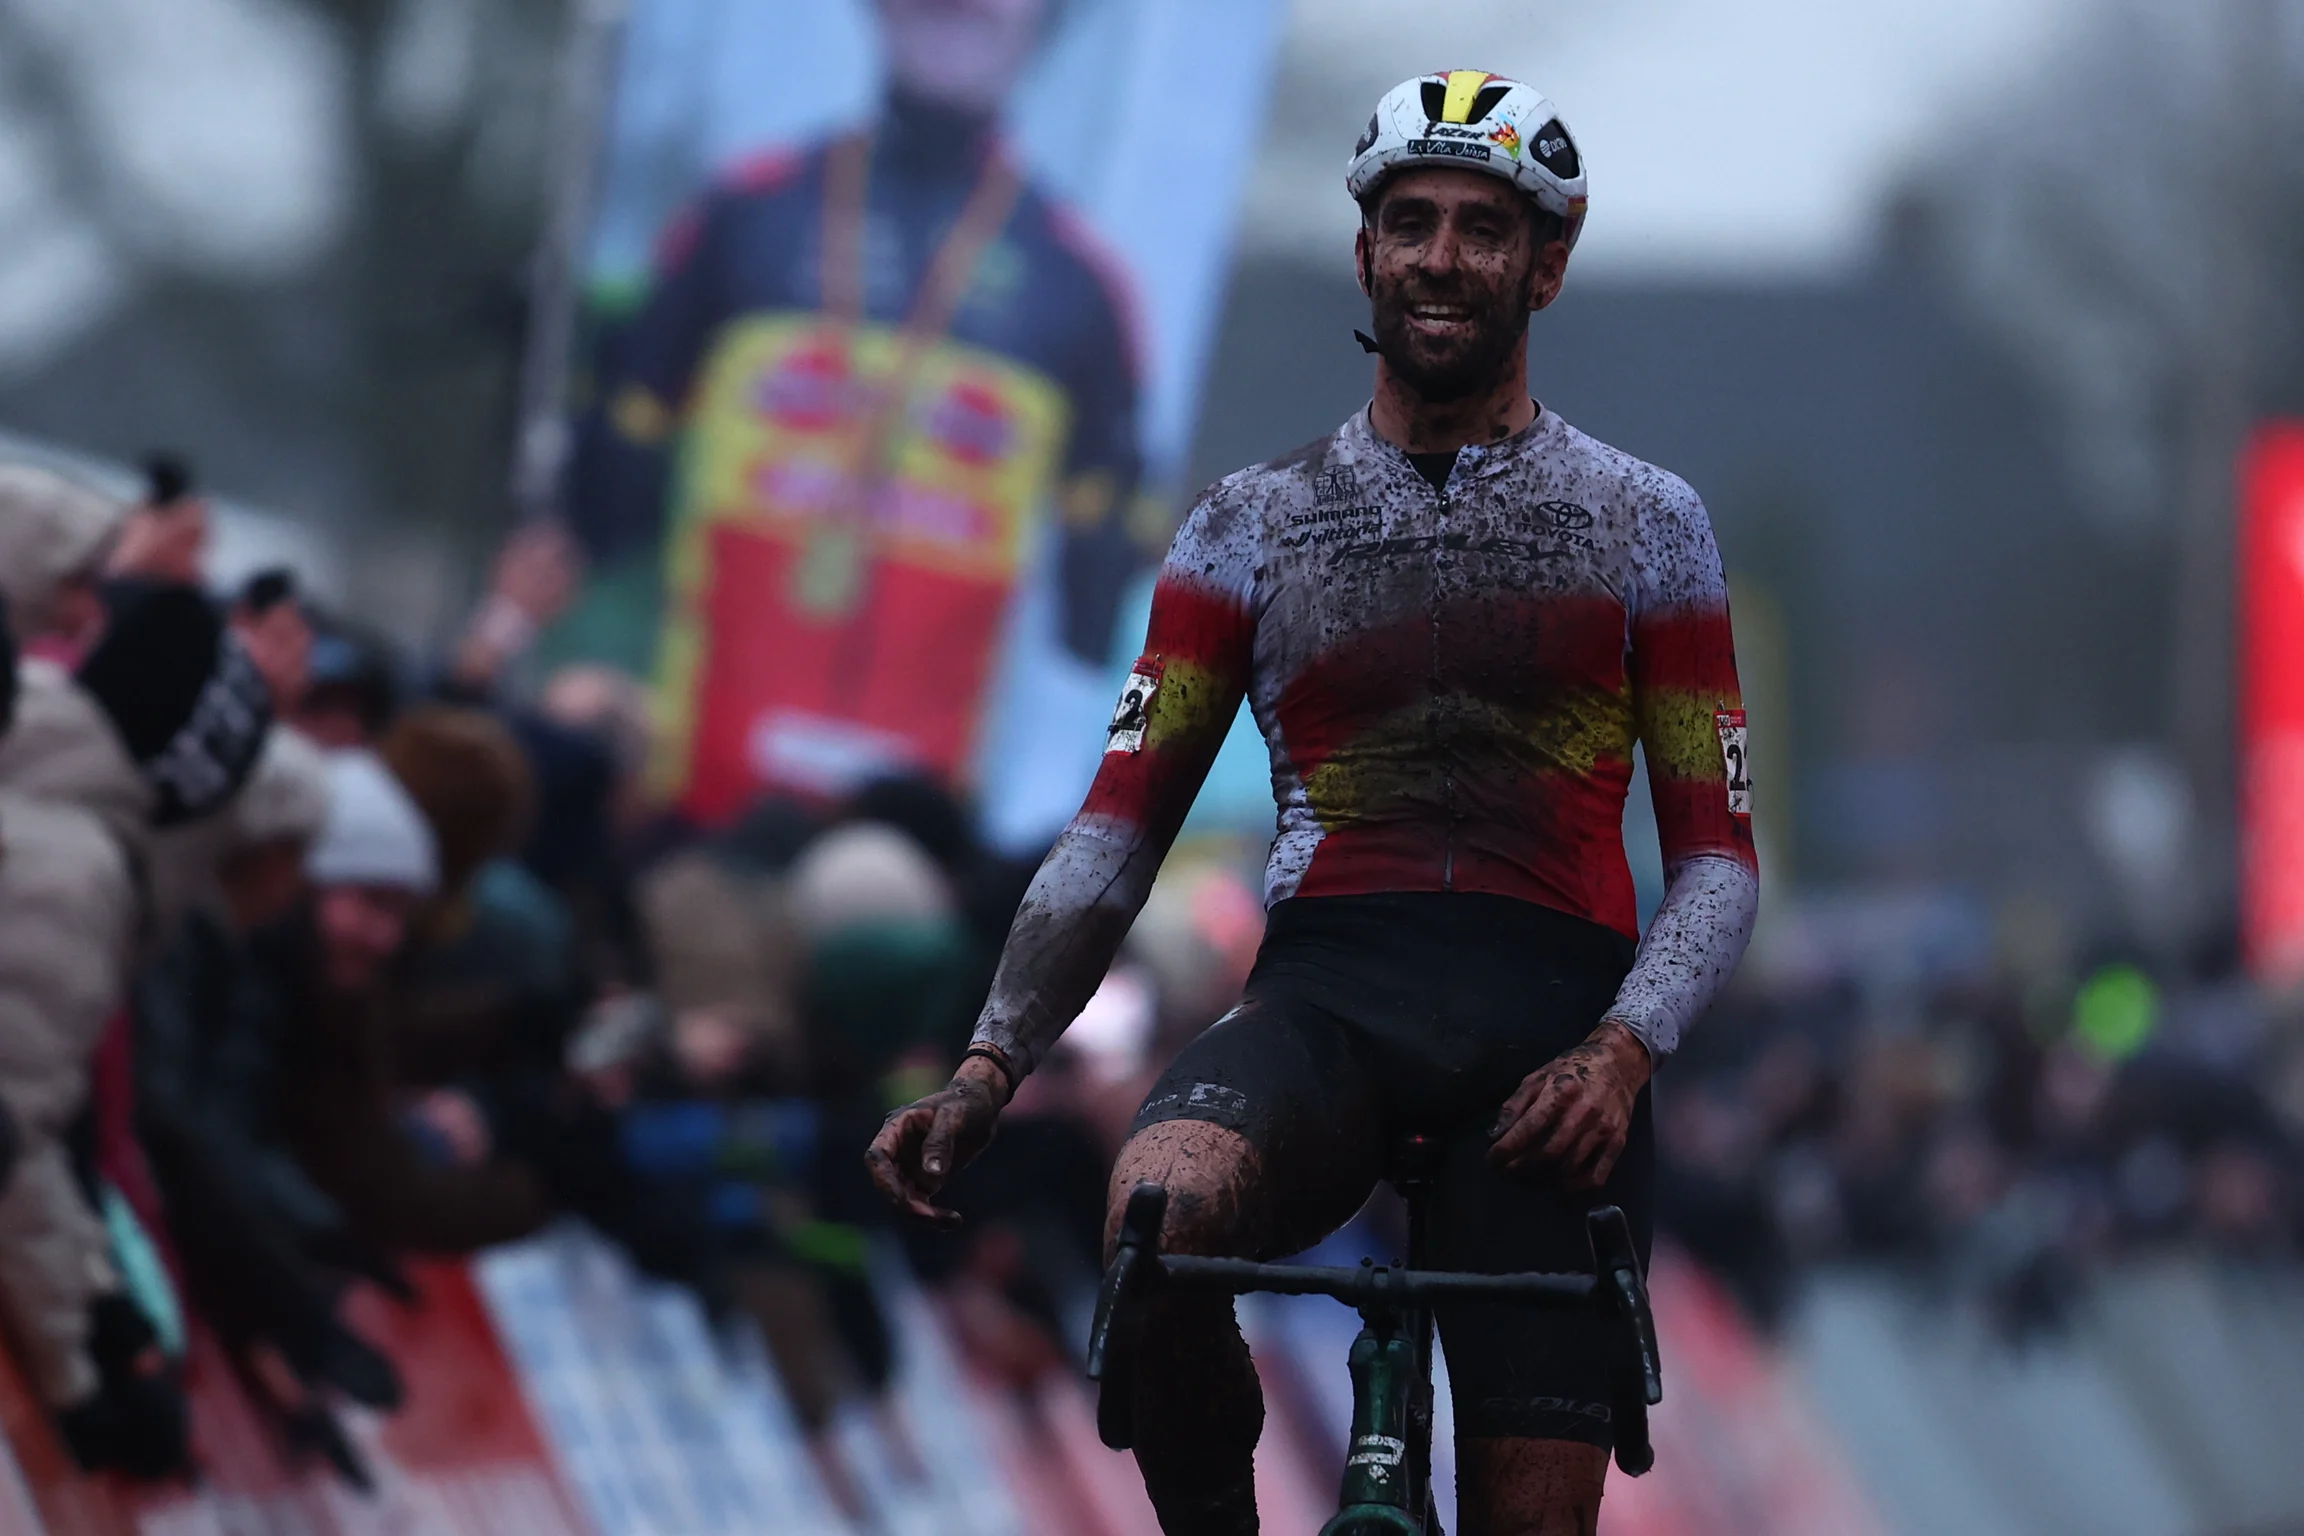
[{"left": 1348, "top": 1435, "right": 1407, "bottom": 1470}]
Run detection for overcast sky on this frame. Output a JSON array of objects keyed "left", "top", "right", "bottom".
[{"left": 1241, "top": 0, "right": 2097, "bottom": 277}]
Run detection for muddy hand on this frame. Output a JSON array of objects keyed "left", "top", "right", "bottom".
[
  {"left": 864, "top": 1054, "right": 1010, "bottom": 1228},
  {"left": 1487, "top": 1019, "right": 1652, "bottom": 1190}
]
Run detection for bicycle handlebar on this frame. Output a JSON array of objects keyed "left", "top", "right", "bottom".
[
  {"left": 1156, "top": 1254, "right": 1598, "bottom": 1308},
  {"left": 1087, "top": 1181, "right": 1665, "bottom": 1478}
]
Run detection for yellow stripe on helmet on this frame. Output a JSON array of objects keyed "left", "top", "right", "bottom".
[{"left": 1440, "top": 70, "right": 1493, "bottom": 124}]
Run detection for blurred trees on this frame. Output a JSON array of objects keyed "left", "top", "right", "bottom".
[
  {"left": 1903, "top": 0, "right": 2304, "bottom": 943},
  {"left": 0, "top": 0, "right": 571, "bottom": 631}
]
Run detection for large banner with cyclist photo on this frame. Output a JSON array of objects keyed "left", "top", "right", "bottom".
[{"left": 562, "top": 0, "right": 1282, "bottom": 847}]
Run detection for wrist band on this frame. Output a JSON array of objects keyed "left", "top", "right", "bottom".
[{"left": 959, "top": 1044, "right": 1018, "bottom": 1101}]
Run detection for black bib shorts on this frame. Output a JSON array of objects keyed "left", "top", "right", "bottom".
[{"left": 1130, "top": 891, "right": 1653, "bottom": 1449}]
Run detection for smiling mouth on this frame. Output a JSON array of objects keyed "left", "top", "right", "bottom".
[{"left": 1406, "top": 302, "right": 1476, "bottom": 334}]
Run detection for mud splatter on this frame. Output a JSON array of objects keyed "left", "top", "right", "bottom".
[{"left": 972, "top": 405, "right": 1757, "bottom": 1078}]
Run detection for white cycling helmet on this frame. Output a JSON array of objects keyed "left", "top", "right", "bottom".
[{"left": 1346, "top": 70, "right": 1589, "bottom": 251}]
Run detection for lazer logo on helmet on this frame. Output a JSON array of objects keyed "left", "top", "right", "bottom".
[
  {"left": 1422, "top": 124, "right": 1487, "bottom": 140},
  {"left": 1405, "top": 139, "right": 1492, "bottom": 163}
]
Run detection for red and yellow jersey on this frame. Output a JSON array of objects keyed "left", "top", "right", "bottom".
[{"left": 976, "top": 407, "right": 1759, "bottom": 1070}]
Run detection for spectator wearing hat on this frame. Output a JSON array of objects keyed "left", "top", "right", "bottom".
[
  {"left": 135, "top": 729, "right": 410, "bottom": 1429},
  {"left": 265, "top": 750, "right": 554, "bottom": 1256}
]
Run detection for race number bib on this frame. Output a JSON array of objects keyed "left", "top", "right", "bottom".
[
  {"left": 1105, "top": 659, "right": 1165, "bottom": 755},
  {"left": 1716, "top": 708, "right": 1751, "bottom": 816}
]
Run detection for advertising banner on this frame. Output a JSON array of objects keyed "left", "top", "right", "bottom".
[
  {"left": 562, "top": 0, "right": 1282, "bottom": 847},
  {"left": 2241, "top": 425, "right": 2304, "bottom": 984}
]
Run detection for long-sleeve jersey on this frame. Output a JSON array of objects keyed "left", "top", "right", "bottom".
[{"left": 973, "top": 405, "right": 1760, "bottom": 1073}]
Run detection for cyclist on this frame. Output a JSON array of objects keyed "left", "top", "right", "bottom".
[{"left": 869, "top": 70, "right": 1758, "bottom": 1535}]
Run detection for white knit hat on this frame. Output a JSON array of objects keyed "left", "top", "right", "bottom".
[
  {"left": 306, "top": 748, "right": 438, "bottom": 894},
  {"left": 788, "top": 823, "right": 953, "bottom": 942}
]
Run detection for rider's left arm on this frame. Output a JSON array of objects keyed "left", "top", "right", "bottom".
[{"left": 1611, "top": 477, "right": 1761, "bottom": 1062}]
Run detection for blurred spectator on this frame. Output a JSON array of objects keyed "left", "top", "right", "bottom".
[
  {"left": 378, "top": 705, "right": 571, "bottom": 1076},
  {"left": 0, "top": 579, "right": 269, "bottom": 1477},
  {"left": 105, "top": 455, "right": 209, "bottom": 589},
  {"left": 135, "top": 727, "right": 407, "bottom": 1434},
  {"left": 230, "top": 567, "right": 317, "bottom": 718},
  {"left": 106, "top": 454, "right": 209, "bottom": 588},
  {"left": 289, "top": 617, "right": 400, "bottom": 749},
  {"left": 446, "top": 522, "right": 582, "bottom": 697},
  {"left": 267, "top": 750, "right": 553, "bottom": 1255}
]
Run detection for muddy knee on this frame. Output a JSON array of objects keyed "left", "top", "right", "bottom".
[
  {"left": 1457, "top": 1437, "right": 1608, "bottom": 1536},
  {"left": 1114, "top": 1124, "right": 1267, "bottom": 1534},
  {"left": 1105, "top": 1120, "right": 1266, "bottom": 1261}
]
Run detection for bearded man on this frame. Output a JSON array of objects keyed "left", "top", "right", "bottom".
[{"left": 870, "top": 70, "right": 1759, "bottom": 1535}]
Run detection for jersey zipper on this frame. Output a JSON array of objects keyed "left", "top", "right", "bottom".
[{"left": 1432, "top": 478, "right": 1456, "bottom": 891}]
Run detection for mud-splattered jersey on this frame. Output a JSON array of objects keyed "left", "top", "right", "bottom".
[{"left": 975, "top": 406, "right": 1759, "bottom": 1071}]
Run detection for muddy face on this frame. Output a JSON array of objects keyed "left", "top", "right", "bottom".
[{"left": 1360, "top": 167, "right": 1547, "bottom": 404}]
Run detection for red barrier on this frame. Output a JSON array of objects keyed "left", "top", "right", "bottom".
[
  {"left": 0, "top": 1328, "right": 134, "bottom": 1536},
  {"left": 1, "top": 1263, "right": 590, "bottom": 1536}
]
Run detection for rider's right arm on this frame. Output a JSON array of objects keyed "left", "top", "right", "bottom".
[{"left": 969, "top": 489, "right": 1258, "bottom": 1079}]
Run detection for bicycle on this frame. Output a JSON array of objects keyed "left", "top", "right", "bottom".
[{"left": 1086, "top": 1131, "right": 1664, "bottom": 1535}]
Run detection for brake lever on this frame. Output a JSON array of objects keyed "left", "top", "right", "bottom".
[{"left": 1585, "top": 1205, "right": 1662, "bottom": 1404}]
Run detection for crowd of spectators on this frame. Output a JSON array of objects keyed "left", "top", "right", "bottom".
[
  {"left": 0, "top": 451, "right": 1260, "bottom": 1515},
  {"left": 1654, "top": 934, "right": 2304, "bottom": 1337},
  {"left": 0, "top": 448, "right": 2296, "bottom": 1517}
]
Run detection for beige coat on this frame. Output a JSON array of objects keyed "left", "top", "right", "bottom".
[{"left": 0, "top": 662, "right": 151, "bottom": 1405}]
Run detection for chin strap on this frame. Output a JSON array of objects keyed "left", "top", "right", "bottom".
[{"left": 1353, "top": 329, "right": 1381, "bottom": 354}]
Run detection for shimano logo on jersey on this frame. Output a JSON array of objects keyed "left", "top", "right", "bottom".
[{"left": 1406, "top": 138, "right": 1493, "bottom": 163}]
